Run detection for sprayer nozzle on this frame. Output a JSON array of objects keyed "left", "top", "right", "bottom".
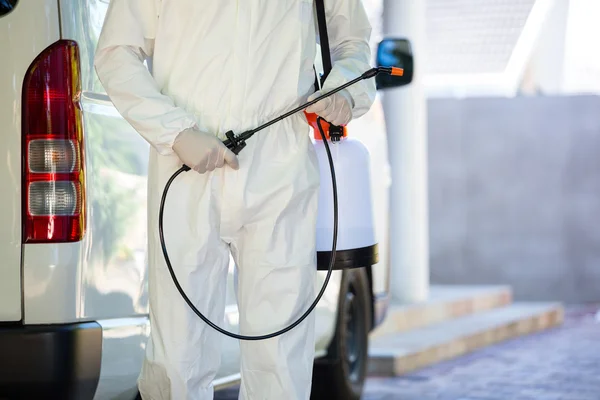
[
  {"left": 390, "top": 67, "right": 404, "bottom": 76},
  {"left": 373, "top": 67, "right": 405, "bottom": 78}
]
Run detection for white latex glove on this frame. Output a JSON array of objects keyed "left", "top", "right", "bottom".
[
  {"left": 172, "top": 128, "right": 239, "bottom": 173},
  {"left": 305, "top": 89, "right": 353, "bottom": 126}
]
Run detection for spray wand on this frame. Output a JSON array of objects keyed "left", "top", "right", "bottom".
[{"left": 221, "top": 66, "right": 404, "bottom": 154}]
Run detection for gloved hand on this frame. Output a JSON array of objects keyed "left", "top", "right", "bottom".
[
  {"left": 172, "top": 128, "right": 240, "bottom": 173},
  {"left": 305, "top": 89, "right": 353, "bottom": 126}
]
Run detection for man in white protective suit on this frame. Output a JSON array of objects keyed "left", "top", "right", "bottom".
[{"left": 94, "top": 0, "right": 376, "bottom": 399}]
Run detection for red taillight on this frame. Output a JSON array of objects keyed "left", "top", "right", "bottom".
[{"left": 22, "top": 40, "right": 86, "bottom": 243}]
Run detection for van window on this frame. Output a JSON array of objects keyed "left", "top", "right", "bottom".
[
  {"left": 0, "top": 0, "right": 17, "bottom": 17},
  {"left": 59, "top": 0, "right": 110, "bottom": 95}
]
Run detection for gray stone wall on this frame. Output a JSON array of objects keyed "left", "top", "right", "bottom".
[{"left": 428, "top": 95, "right": 600, "bottom": 303}]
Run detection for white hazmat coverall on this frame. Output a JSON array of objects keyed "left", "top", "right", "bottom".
[{"left": 94, "top": 0, "right": 375, "bottom": 399}]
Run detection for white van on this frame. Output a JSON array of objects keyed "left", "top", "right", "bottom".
[{"left": 0, "top": 1, "right": 412, "bottom": 399}]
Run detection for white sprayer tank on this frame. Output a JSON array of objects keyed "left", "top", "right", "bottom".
[{"left": 313, "top": 136, "right": 379, "bottom": 270}]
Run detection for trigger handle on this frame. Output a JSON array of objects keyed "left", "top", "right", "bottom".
[{"left": 224, "top": 130, "right": 247, "bottom": 155}]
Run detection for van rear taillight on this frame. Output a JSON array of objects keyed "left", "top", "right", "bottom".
[{"left": 22, "top": 40, "right": 86, "bottom": 243}]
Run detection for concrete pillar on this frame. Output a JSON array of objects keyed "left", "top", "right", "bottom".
[
  {"left": 382, "top": 0, "right": 429, "bottom": 303},
  {"left": 530, "top": 0, "right": 570, "bottom": 94}
]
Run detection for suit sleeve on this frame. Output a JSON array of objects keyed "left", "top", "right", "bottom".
[
  {"left": 320, "top": 0, "right": 377, "bottom": 119},
  {"left": 94, "top": 0, "right": 197, "bottom": 156}
]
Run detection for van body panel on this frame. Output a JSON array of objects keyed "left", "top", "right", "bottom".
[{"left": 0, "top": 0, "right": 61, "bottom": 322}]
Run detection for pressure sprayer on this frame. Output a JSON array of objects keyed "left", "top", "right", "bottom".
[
  {"left": 159, "top": 0, "right": 405, "bottom": 342},
  {"left": 158, "top": 66, "right": 403, "bottom": 341}
]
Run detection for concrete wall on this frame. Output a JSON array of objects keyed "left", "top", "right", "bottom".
[{"left": 428, "top": 95, "right": 600, "bottom": 303}]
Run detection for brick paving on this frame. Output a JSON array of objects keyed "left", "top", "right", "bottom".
[{"left": 215, "top": 305, "right": 600, "bottom": 400}]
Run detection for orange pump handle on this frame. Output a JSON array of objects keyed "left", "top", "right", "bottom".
[{"left": 304, "top": 111, "right": 347, "bottom": 140}]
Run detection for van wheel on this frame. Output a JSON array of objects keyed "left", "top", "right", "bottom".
[{"left": 311, "top": 268, "right": 372, "bottom": 400}]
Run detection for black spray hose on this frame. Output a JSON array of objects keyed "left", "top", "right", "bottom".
[
  {"left": 159, "top": 118, "right": 337, "bottom": 341},
  {"left": 159, "top": 66, "right": 404, "bottom": 340}
]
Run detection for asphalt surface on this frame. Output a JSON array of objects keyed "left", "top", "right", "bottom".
[{"left": 215, "top": 304, "right": 600, "bottom": 400}]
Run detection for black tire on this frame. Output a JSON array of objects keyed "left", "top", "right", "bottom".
[{"left": 310, "top": 268, "right": 372, "bottom": 400}]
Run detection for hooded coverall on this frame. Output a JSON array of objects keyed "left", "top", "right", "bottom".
[{"left": 94, "top": 1, "right": 376, "bottom": 399}]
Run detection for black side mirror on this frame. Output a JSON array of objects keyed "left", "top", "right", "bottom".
[
  {"left": 376, "top": 38, "right": 414, "bottom": 90},
  {"left": 0, "top": 0, "right": 18, "bottom": 16}
]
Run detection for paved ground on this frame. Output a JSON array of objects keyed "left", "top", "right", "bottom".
[{"left": 215, "top": 304, "right": 600, "bottom": 400}]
